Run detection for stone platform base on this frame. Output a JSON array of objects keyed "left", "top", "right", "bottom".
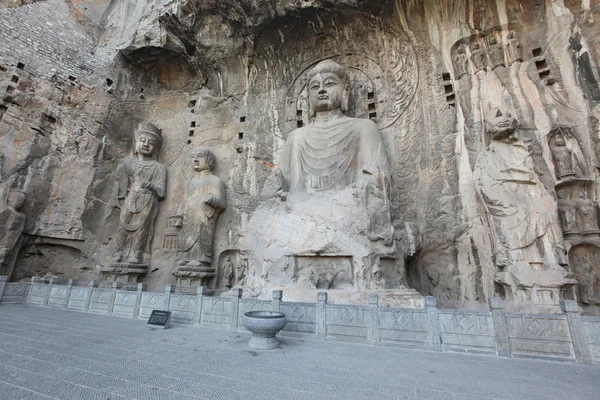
[{"left": 101, "top": 263, "right": 148, "bottom": 287}]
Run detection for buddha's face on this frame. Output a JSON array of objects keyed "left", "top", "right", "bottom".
[
  {"left": 135, "top": 133, "right": 158, "bottom": 157},
  {"left": 192, "top": 150, "right": 209, "bottom": 172},
  {"left": 485, "top": 108, "right": 518, "bottom": 140},
  {"left": 308, "top": 72, "right": 346, "bottom": 113}
]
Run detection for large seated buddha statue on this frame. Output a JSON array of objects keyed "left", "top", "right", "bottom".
[{"left": 243, "top": 61, "right": 421, "bottom": 306}]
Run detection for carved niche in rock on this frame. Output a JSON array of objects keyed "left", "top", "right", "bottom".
[
  {"left": 215, "top": 249, "right": 242, "bottom": 290},
  {"left": 451, "top": 30, "right": 524, "bottom": 79},
  {"left": 172, "top": 147, "right": 226, "bottom": 286},
  {"left": 556, "top": 183, "right": 600, "bottom": 238},
  {"left": 568, "top": 244, "right": 600, "bottom": 310},
  {"left": 474, "top": 108, "right": 573, "bottom": 313},
  {"left": 104, "top": 122, "right": 167, "bottom": 282},
  {"left": 0, "top": 189, "right": 27, "bottom": 279},
  {"left": 506, "top": 31, "right": 523, "bottom": 66},
  {"left": 549, "top": 127, "right": 586, "bottom": 182}
]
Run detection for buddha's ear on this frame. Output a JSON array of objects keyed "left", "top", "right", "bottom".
[{"left": 341, "top": 83, "right": 350, "bottom": 113}]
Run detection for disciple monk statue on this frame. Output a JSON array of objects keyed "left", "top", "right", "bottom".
[
  {"left": 0, "top": 190, "right": 26, "bottom": 277},
  {"left": 172, "top": 147, "right": 225, "bottom": 281},
  {"left": 111, "top": 122, "right": 166, "bottom": 265},
  {"left": 474, "top": 108, "right": 565, "bottom": 268}
]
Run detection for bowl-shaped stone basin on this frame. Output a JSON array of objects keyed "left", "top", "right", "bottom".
[{"left": 242, "top": 311, "right": 287, "bottom": 350}]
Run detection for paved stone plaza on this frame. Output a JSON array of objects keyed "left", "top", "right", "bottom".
[{"left": 0, "top": 305, "right": 597, "bottom": 400}]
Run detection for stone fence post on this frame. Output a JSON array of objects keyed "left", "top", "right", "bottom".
[
  {"left": 316, "top": 292, "right": 328, "bottom": 340},
  {"left": 230, "top": 287, "right": 242, "bottom": 331},
  {"left": 27, "top": 276, "right": 41, "bottom": 304},
  {"left": 425, "top": 296, "right": 441, "bottom": 352},
  {"left": 84, "top": 280, "right": 96, "bottom": 312},
  {"left": 194, "top": 286, "right": 206, "bottom": 326},
  {"left": 64, "top": 279, "right": 77, "bottom": 309},
  {"left": 0, "top": 276, "right": 7, "bottom": 303},
  {"left": 272, "top": 290, "right": 282, "bottom": 312},
  {"left": 108, "top": 282, "right": 122, "bottom": 315},
  {"left": 44, "top": 277, "right": 58, "bottom": 307},
  {"left": 489, "top": 297, "right": 510, "bottom": 357},
  {"left": 368, "top": 294, "right": 380, "bottom": 345},
  {"left": 133, "top": 283, "right": 147, "bottom": 318},
  {"left": 163, "top": 284, "right": 176, "bottom": 311},
  {"left": 561, "top": 300, "right": 592, "bottom": 365}
]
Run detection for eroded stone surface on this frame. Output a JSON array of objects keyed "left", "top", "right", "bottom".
[{"left": 1, "top": 0, "right": 600, "bottom": 313}]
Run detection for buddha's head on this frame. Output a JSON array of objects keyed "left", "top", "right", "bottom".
[
  {"left": 192, "top": 147, "right": 215, "bottom": 172},
  {"left": 7, "top": 189, "right": 26, "bottom": 210},
  {"left": 485, "top": 107, "right": 519, "bottom": 141},
  {"left": 307, "top": 60, "right": 350, "bottom": 116},
  {"left": 134, "top": 122, "right": 162, "bottom": 159}
]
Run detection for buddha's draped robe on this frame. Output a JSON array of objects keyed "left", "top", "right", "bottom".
[{"left": 279, "top": 116, "right": 389, "bottom": 192}]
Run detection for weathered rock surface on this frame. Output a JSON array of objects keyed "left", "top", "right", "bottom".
[{"left": 1, "top": 0, "right": 600, "bottom": 313}]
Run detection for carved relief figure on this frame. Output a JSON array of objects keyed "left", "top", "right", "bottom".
[
  {"left": 474, "top": 108, "right": 564, "bottom": 267},
  {"left": 487, "top": 36, "right": 506, "bottom": 70},
  {"left": 0, "top": 190, "right": 26, "bottom": 277},
  {"left": 222, "top": 255, "right": 233, "bottom": 288},
  {"left": 557, "top": 191, "right": 578, "bottom": 234},
  {"left": 453, "top": 43, "right": 469, "bottom": 79},
  {"left": 506, "top": 31, "right": 523, "bottom": 65},
  {"left": 111, "top": 122, "right": 166, "bottom": 265},
  {"left": 470, "top": 40, "right": 488, "bottom": 72},
  {"left": 573, "top": 254, "right": 599, "bottom": 304},
  {"left": 550, "top": 134, "right": 578, "bottom": 180},
  {"left": 427, "top": 265, "right": 459, "bottom": 303},
  {"left": 574, "top": 187, "right": 600, "bottom": 233},
  {"left": 370, "top": 260, "right": 386, "bottom": 289},
  {"left": 236, "top": 257, "right": 247, "bottom": 286},
  {"left": 173, "top": 147, "right": 226, "bottom": 276}
]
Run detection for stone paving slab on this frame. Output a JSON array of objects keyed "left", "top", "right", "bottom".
[{"left": 0, "top": 305, "right": 598, "bottom": 400}]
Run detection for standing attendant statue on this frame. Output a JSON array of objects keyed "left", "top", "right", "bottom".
[
  {"left": 0, "top": 190, "right": 26, "bottom": 278},
  {"left": 172, "top": 147, "right": 226, "bottom": 285},
  {"left": 110, "top": 122, "right": 166, "bottom": 266}
]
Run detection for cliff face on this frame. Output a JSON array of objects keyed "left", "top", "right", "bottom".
[{"left": 1, "top": 0, "right": 599, "bottom": 311}]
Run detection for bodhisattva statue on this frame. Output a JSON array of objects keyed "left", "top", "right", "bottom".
[
  {"left": 0, "top": 190, "right": 26, "bottom": 278},
  {"left": 474, "top": 108, "right": 574, "bottom": 312},
  {"left": 172, "top": 147, "right": 225, "bottom": 284},
  {"left": 111, "top": 122, "right": 166, "bottom": 266}
]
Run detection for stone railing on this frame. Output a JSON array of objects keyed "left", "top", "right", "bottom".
[{"left": 0, "top": 276, "right": 598, "bottom": 365}]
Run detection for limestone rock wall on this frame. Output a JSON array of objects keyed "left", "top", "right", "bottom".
[{"left": 1, "top": 0, "right": 599, "bottom": 312}]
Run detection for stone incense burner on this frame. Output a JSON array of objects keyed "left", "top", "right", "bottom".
[{"left": 242, "top": 311, "right": 287, "bottom": 350}]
